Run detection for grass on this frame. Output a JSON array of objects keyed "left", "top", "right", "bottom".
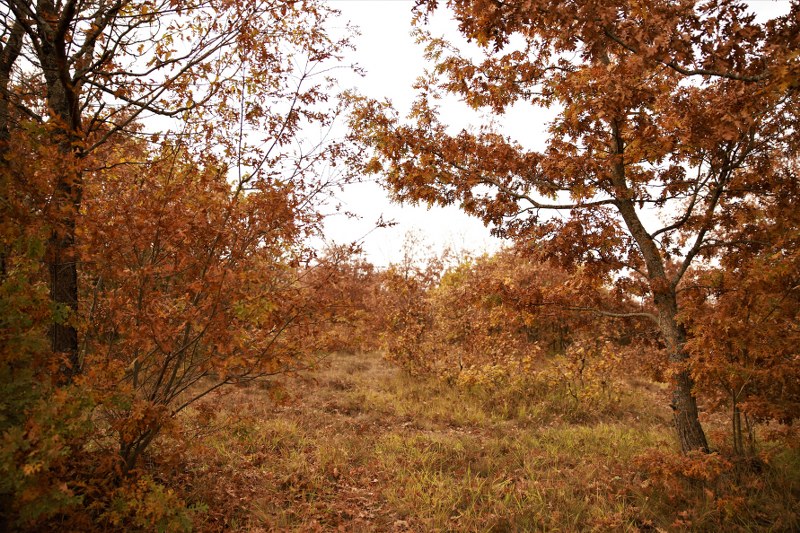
[{"left": 158, "top": 352, "right": 799, "bottom": 532}]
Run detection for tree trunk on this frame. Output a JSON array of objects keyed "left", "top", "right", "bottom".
[
  {"left": 671, "top": 366, "right": 709, "bottom": 453},
  {"left": 37, "top": 2, "right": 85, "bottom": 378},
  {"left": 656, "top": 292, "right": 710, "bottom": 453},
  {"left": 609, "top": 117, "right": 710, "bottom": 454},
  {"left": 48, "top": 200, "right": 80, "bottom": 376},
  {"left": 0, "top": 20, "right": 24, "bottom": 284}
]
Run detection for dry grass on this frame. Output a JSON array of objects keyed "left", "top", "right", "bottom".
[{"left": 157, "top": 352, "right": 798, "bottom": 532}]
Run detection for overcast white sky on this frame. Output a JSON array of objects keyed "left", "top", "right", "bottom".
[{"left": 322, "top": 0, "right": 792, "bottom": 267}]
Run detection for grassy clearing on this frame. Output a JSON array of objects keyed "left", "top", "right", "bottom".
[{"left": 159, "top": 352, "right": 798, "bottom": 531}]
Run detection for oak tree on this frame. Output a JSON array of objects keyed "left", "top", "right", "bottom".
[
  {"left": 348, "top": 0, "right": 799, "bottom": 452},
  {"left": 1, "top": 0, "right": 345, "bottom": 374},
  {"left": 0, "top": 0, "right": 353, "bottom": 526}
]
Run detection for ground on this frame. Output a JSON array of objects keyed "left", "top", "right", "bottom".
[{"left": 165, "top": 351, "right": 714, "bottom": 532}]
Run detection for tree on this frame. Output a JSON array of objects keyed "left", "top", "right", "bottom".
[
  {"left": 80, "top": 138, "right": 318, "bottom": 472},
  {"left": 1, "top": 0, "right": 346, "bottom": 376},
  {"left": 0, "top": 0, "right": 353, "bottom": 525},
  {"left": 348, "top": 0, "right": 799, "bottom": 452}
]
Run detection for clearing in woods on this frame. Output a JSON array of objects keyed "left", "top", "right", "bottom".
[{"left": 174, "top": 351, "right": 685, "bottom": 531}]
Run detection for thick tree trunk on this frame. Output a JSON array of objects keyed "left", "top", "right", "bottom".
[
  {"left": 47, "top": 185, "right": 82, "bottom": 378},
  {"left": 671, "top": 367, "right": 709, "bottom": 452},
  {"left": 48, "top": 198, "right": 80, "bottom": 375},
  {"left": 0, "top": 21, "right": 24, "bottom": 284}
]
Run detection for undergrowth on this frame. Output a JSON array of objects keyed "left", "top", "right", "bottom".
[{"left": 138, "top": 351, "right": 800, "bottom": 531}]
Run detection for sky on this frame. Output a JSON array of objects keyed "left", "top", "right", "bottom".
[
  {"left": 321, "top": 0, "right": 792, "bottom": 267},
  {"left": 321, "top": 1, "right": 509, "bottom": 266}
]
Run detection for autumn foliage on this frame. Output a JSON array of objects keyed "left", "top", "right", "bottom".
[
  {"left": 681, "top": 165, "right": 800, "bottom": 453},
  {"left": 0, "top": 0, "right": 356, "bottom": 528},
  {"left": 348, "top": 0, "right": 799, "bottom": 453},
  {"left": 370, "top": 245, "right": 643, "bottom": 416},
  {"left": 1, "top": 0, "right": 799, "bottom": 530}
]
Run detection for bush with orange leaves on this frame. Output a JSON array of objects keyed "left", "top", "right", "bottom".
[
  {"left": 299, "top": 246, "right": 385, "bottom": 355},
  {"left": 0, "top": 135, "right": 340, "bottom": 529},
  {"left": 376, "top": 246, "right": 649, "bottom": 415}
]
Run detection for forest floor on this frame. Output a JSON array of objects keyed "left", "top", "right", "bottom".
[{"left": 164, "top": 352, "right": 798, "bottom": 532}]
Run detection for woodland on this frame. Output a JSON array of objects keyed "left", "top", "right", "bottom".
[{"left": 0, "top": 0, "right": 798, "bottom": 531}]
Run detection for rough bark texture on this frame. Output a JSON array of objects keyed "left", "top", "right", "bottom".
[
  {"left": 47, "top": 202, "right": 80, "bottom": 374},
  {"left": 0, "top": 20, "right": 25, "bottom": 282},
  {"left": 0, "top": 20, "right": 23, "bottom": 146},
  {"left": 661, "top": 311, "right": 710, "bottom": 453}
]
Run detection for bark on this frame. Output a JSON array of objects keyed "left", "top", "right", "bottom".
[
  {"left": 655, "top": 290, "right": 710, "bottom": 453},
  {"left": 47, "top": 199, "right": 80, "bottom": 375},
  {"left": 0, "top": 20, "right": 24, "bottom": 146},
  {"left": 0, "top": 20, "right": 25, "bottom": 282},
  {"left": 733, "top": 399, "right": 744, "bottom": 455}
]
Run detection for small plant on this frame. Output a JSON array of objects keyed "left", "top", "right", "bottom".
[{"left": 545, "top": 336, "right": 623, "bottom": 414}]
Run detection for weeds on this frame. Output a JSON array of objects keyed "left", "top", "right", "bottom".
[{"left": 160, "top": 351, "right": 799, "bottom": 531}]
